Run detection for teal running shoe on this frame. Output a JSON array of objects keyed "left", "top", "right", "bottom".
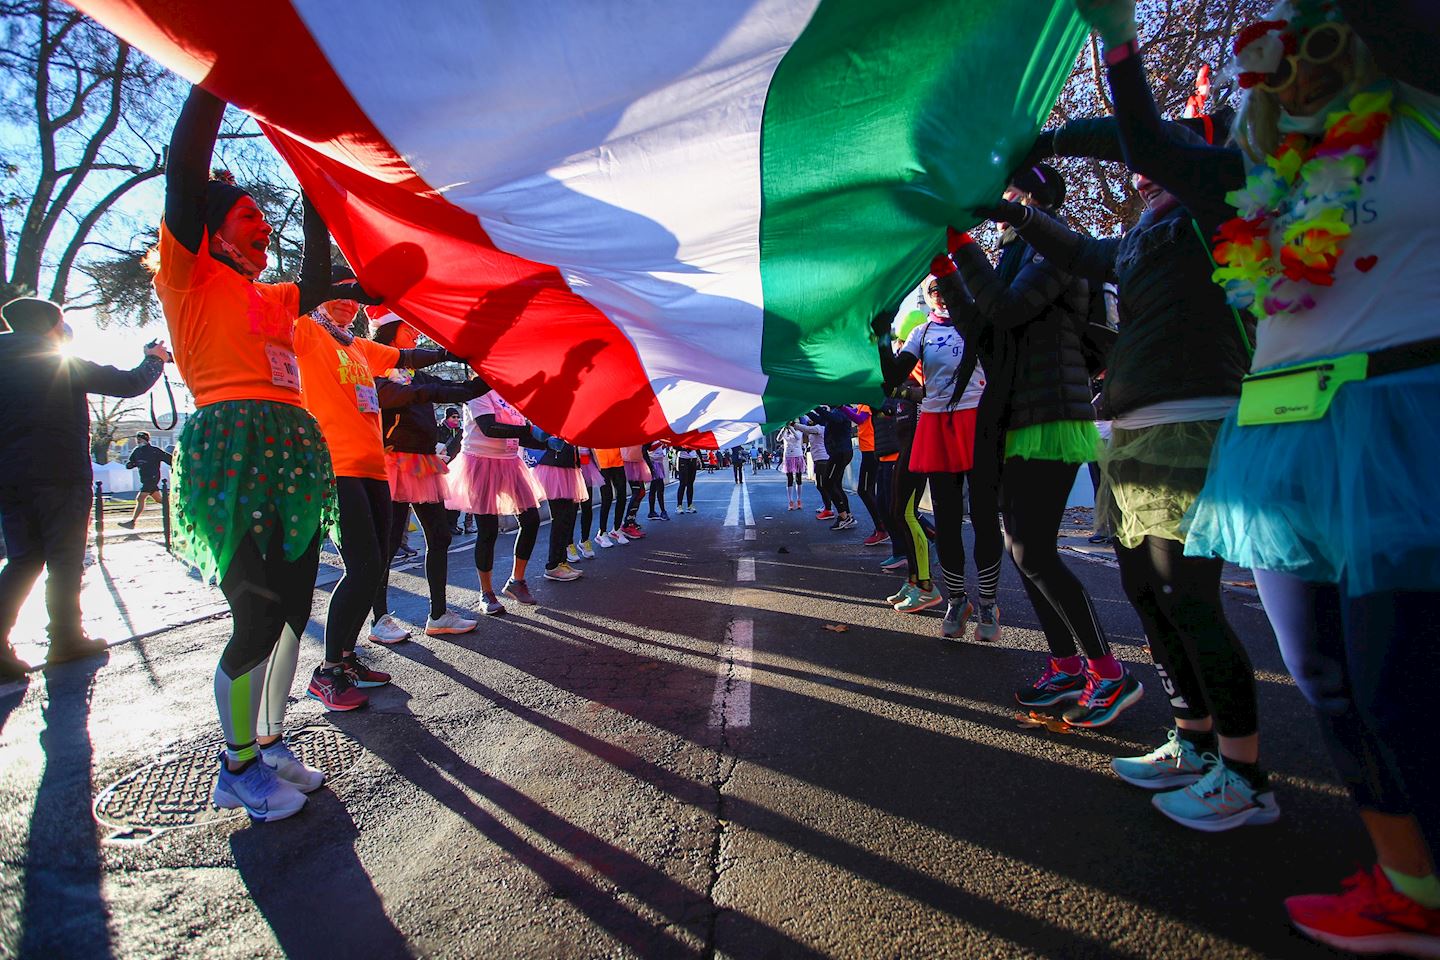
[
  {"left": 886, "top": 582, "right": 914, "bottom": 605},
  {"left": 1015, "top": 662, "right": 1088, "bottom": 708},
  {"left": 1152, "top": 759, "right": 1281, "bottom": 832},
  {"left": 894, "top": 585, "right": 943, "bottom": 613},
  {"left": 1112, "top": 728, "right": 1210, "bottom": 789}
]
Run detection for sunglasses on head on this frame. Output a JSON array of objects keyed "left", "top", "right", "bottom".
[{"left": 1257, "top": 22, "right": 1351, "bottom": 93}]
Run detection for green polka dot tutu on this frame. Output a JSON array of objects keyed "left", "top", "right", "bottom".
[{"left": 170, "top": 400, "right": 337, "bottom": 581}]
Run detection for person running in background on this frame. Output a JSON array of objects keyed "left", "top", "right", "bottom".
[
  {"left": 153, "top": 85, "right": 370, "bottom": 820},
  {"left": 777, "top": 422, "right": 806, "bottom": 510},
  {"left": 647, "top": 441, "right": 671, "bottom": 521},
  {"left": 852, "top": 404, "right": 888, "bottom": 546},
  {"left": 118, "top": 431, "right": 172, "bottom": 529},
  {"left": 1079, "top": 0, "right": 1440, "bottom": 940},
  {"left": 673, "top": 447, "right": 700, "bottom": 514},
  {"left": 446, "top": 389, "right": 553, "bottom": 614},
  {"left": 533, "top": 438, "right": 586, "bottom": 582},
  {"left": 619, "top": 444, "right": 651, "bottom": 539},
  {"left": 948, "top": 160, "right": 1140, "bottom": 726},
  {"left": 371, "top": 313, "right": 488, "bottom": 642},
  {"left": 592, "top": 447, "right": 629, "bottom": 548}
]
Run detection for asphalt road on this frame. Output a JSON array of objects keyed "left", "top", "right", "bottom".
[{"left": 0, "top": 468, "right": 1371, "bottom": 959}]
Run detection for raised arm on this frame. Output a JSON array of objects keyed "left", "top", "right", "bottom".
[
  {"left": 974, "top": 200, "right": 1120, "bottom": 283},
  {"left": 376, "top": 374, "right": 490, "bottom": 410},
  {"left": 165, "top": 86, "right": 226, "bottom": 253}
]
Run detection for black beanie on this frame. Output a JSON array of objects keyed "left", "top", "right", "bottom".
[
  {"left": 1, "top": 297, "right": 63, "bottom": 334},
  {"left": 1012, "top": 161, "right": 1065, "bottom": 210},
  {"left": 204, "top": 179, "right": 252, "bottom": 235}
]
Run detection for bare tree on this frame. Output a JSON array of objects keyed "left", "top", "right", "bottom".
[{"left": 87, "top": 393, "right": 139, "bottom": 462}]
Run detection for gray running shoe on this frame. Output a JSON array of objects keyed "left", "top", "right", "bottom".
[
  {"left": 942, "top": 599, "right": 975, "bottom": 640},
  {"left": 481, "top": 591, "right": 506, "bottom": 616},
  {"left": 502, "top": 578, "right": 537, "bottom": 605},
  {"left": 975, "top": 603, "right": 1001, "bottom": 642}
]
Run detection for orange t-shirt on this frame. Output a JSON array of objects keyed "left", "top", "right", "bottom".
[
  {"left": 593, "top": 448, "right": 623, "bottom": 469},
  {"left": 856, "top": 404, "right": 875, "bottom": 453},
  {"left": 153, "top": 221, "right": 302, "bottom": 408},
  {"left": 293, "top": 317, "right": 400, "bottom": 480}
]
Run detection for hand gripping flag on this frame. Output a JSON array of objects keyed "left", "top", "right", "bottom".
[{"left": 75, "top": 0, "right": 1085, "bottom": 446}]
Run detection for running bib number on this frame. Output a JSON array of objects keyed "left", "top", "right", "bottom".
[
  {"left": 355, "top": 383, "right": 380, "bottom": 414},
  {"left": 506, "top": 438, "right": 520, "bottom": 455},
  {"left": 265, "top": 345, "right": 301, "bottom": 391}
]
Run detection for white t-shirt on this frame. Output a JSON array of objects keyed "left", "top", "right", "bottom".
[
  {"left": 901, "top": 317, "right": 987, "bottom": 413},
  {"left": 1252, "top": 84, "right": 1440, "bottom": 369},
  {"left": 462, "top": 390, "right": 525, "bottom": 459},
  {"left": 795, "top": 421, "right": 828, "bottom": 460},
  {"left": 779, "top": 427, "right": 805, "bottom": 459}
]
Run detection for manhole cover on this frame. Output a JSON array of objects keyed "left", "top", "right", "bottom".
[{"left": 94, "top": 725, "right": 365, "bottom": 840}]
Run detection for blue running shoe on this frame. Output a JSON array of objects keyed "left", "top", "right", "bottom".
[
  {"left": 1015, "top": 662, "right": 1089, "bottom": 708},
  {"left": 1152, "top": 759, "right": 1281, "bottom": 832},
  {"left": 1062, "top": 669, "right": 1144, "bottom": 728},
  {"left": 213, "top": 751, "right": 307, "bottom": 822},
  {"left": 1112, "top": 728, "right": 1210, "bottom": 789},
  {"left": 880, "top": 555, "right": 907, "bottom": 572}
]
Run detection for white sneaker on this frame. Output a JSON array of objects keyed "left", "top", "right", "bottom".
[
  {"left": 214, "top": 751, "right": 308, "bottom": 821},
  {"left": 566, "top": 544, "right": 582, "bottom": 563},
  {"left": 425, "top": 610, "right": 478, "bottom": 636},
  {"left": 544, "top": 562, "right": 583, "bottom": 582},
  {"left": 368, "top": 614, "right": 410, "bottom": 645},
  {"left": 596, "top": 532, "right": 614, "bottom": 549},
  {"left": 611, "top": 530, "right": 630, "bottom": 545},
  {"left": 579, "top": 540, "right": 596, "bottom": 559},
  {"left": 259, "top": 740, "right": 325, "bottom": 793}
]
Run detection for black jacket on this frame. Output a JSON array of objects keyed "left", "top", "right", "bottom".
[
  {"left": 809, "top": 406, "right": 858, "bottom": 462},
  {"left": 0, "top": 331, "right": 163, "bottom": 486},
  {"left": 376, "top": 371, "right": 488, "bottom": 455},
  {"left": 125, "top": 443, "right": 173, "bottom": 487},
  {"left": 953, "top": 233, "right": 1094, "bottom": 432},
  {"left": 536, "top": 441, "right": 578, "bottom": 469},
  {"left": 1011, "top": 202, "right": 1253, "bottom": 419}
]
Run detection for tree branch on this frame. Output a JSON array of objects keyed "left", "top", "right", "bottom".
[{"left": 48, "top": 162, "right": 161, "bottom": 303}]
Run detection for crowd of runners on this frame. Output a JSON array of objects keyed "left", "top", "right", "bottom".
[{"left": 0, "top": 0, "right": 1433, "bottom": 954}]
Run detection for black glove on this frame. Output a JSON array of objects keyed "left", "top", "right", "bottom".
[
  {"left": 462, "top": 376, "right": 490, "bottom": 399},
  {"left": 1012, "top": 130, "right": 1056, "bottom": 180},
  {"left": 870, "top": 311, "right": 892, "bottom": 338},
  {"left": 333, "top": 282, "right": 384, "bottom": 306},
  {"left": 972, "top": 199, "right": 1030, "bottom": 228}
]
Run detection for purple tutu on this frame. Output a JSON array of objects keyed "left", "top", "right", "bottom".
[
  {"left": 385, "top": 452, "right": 449, "bottom": 504},
  {"left": 623, "top": 459, "right": 652, "bottom": 483},
  {"left": 580, "top": 459, "right": 604, "bottom": 489},
  {"left": 445, "top": 453, "right": 545, "bottom": 516},
  {"left": 784, "top": 455, "right": 805, "bottom": 474},
  {"left": 533, "top": 464, "right": 590, "bottom": 503},
  {"left": 648, "top": 455, "right": 668, "bottom": 482}
]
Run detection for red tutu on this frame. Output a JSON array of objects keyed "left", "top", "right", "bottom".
[
  {"left": 533, "top": 464, "right": 590, "bottom": 502},
  {"left": 908, "top": 408, "right": 978, "bottom": 474},
  {"left": 445, "top": 453, "right": 545, "bottom": 516},
  {"left": 623, "top": 459, "right": 652, "bottom": 483},
  {"left": 385, "top": 452, "right": 449, "bottom": 504}
]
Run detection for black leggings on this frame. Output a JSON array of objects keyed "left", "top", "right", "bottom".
[
  {"left": 599, "top": 467, "right": 627, "bottom": 531},
  {"left": 377, "top": 499, "right": 453, "bottom": 621},
  {"left": 856, "top": 451, "right": 884, "bottom": 531},
  {"left": 1001, "top": 457, "right": 1109, "bottom": 660},
  {"left": 1116, "top": 537, "right": 1256, "bottom": 737},
  {"left": 547, "top": 499, "right": 578, "bottom": 568},
  {"left": 329, "top": 477, "right": 392, "bottom": 662},
  {"left": 473, "top": 508, "right": 540, "bottom": 573},
  {"left": 823, "top": 454, "right": 852, "bottom": 515},
  {"left": 813, "top": 460, "right": 832, "bottom": 510},
  {"left": 647, "top": 474, "right": 667, "bottom": 514},
  {"left": 676, "top": 460, "right": 698, "bottom": 508},
  {"left": 574, "top": 485, "right": 595, "bottom": 542},
  {"left": 624, "top": 480, "right": 646, "bottom": 524},
  {"left": 218, "top": 528, "right": 320, "bottom": 678}
]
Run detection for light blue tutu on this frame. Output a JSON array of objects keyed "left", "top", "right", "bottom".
[{"left": 1183, "top": 362, "right": 1440, "bottom": 597}]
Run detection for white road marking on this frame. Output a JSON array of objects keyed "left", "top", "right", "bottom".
[
  {"left": 741, "top": 483, "right": 754, "bottom": 526},
  {"left": 744, "top": 529, "right": 756, "bottom": 541},
  {"left": 723, "top": 485, "right": 741, "bottom": 527},
  {"left": 709, "top": 618, "right": 753, "bottom": 729},
  {"left": 736, "top": 557, "right": 755, "bottom": 582}
]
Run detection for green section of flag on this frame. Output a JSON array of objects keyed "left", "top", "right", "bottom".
[{"left": 757, "top": 0, "right": 1086, "bottom": 423}]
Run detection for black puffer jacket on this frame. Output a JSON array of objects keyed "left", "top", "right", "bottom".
[
  {"left": 952, "top": 234, "right": 1093, "bottom": 432},
  {"left": 1012, "top": 203, "right": 1253, "bottom": 419},
  {"left": 376, "top": 371, "right": 489, "bottom": 454}
]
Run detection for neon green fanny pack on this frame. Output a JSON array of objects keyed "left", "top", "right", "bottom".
[{"left": 1237, "top": 353, "right": 1369, "bottom": 426}]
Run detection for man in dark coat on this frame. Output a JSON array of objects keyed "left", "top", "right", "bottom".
[{"left": 0, "top": 298, "right": 168, "bottom": 680}]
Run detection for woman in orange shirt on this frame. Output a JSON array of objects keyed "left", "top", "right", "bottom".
[
  {"left": 158, "top": 86, "right": 376, "bottom": 822},
  {"left": 292, "top": 278, "right": 454, "bottom": 710}
]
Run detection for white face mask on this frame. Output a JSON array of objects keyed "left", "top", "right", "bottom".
[{"left": 1277, "top": 89, "right": 1351, "bottom": 135}]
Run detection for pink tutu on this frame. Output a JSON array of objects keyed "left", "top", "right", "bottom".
[
  {"left": 445, "top": 453, "right": 545, "bottom": 516},
  {"left": 533, "top": 464, "right": 590, "bottom": 503},
  {"left": 386, "top": 452, "right": 450, "bottom": 504},
  {"left": 784, "top": 455, "right": 805, "bottom": 474},
  {"left": 624, "top": 459, "right": 652, "bottom": 483},
  {"left": 580, "top": 459, "right": 604, "bottom": 489}
]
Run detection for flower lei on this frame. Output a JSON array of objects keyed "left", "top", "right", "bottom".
[{"left": 1212, "top": 87, "right": 1393, "bottom": 319}]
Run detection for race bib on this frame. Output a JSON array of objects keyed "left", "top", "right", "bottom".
[
  {"left": 506, "top": 438, "right": 520, "bottom": 455},
  {"left": 265, "top": 344, "right": 301, "bottom": 391},
  {"left": 355, "top": 383, "right": 380, "bottom": 414}
]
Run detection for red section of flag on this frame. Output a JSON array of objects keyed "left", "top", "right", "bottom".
[{"left": 72, "top": 0, "right": 701, "bottom": 447}]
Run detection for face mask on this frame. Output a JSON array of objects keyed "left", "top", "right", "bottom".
[
  {"left": 211, "top": 233, "right": 262, "bottom": 279},
  {"left": 313, "top": 305, "right": 356, "bottom": 345},
  {"left": 1277, "top": 88, "right": 1351, "bottom": 135}
]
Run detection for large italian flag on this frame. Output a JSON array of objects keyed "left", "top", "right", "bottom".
[{"left": 76, "top": 0, "right": 1085, "bottom": 447}]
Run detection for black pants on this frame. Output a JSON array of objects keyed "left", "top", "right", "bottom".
[
  {"left": 823, "top": 454, "right": 852, "bottom": 515},
  {"left": 1001, "top": 457, "right": 1109, "bottom": 660},
  {"left": 814, "top": 460, "right": 833, "bottom": 510},
  {"left": 574, "top": 485, "right": 595, "bottom": 543},
  {"left": 473, "top": 508, "right": 540, "bottom": 573},
  {"left": 855, "top": 451, "right": 884, "bottom": 531},
  {"left": 647, "top": 474, "right": 667, "bottom": 515},
  {"left": 329, "top": 477, "right": 392, "bottom": 662},
  {"left": 547, "top": 499, "right": 578, "bottom": 568},
  {"left": 624, "top": 480, "right": 646, "bottom": 524},
  {"left": 676, "top": 460, "right": 698, "bottom": 508},
  {"left": 1117, "top": 537, "right": 1256, "bottom": 737},
  {"left": 219, "top": 527, "right": 321, "bottom": 677},
  {"left": 733, "top": 461, "right": 744, "bottom": 483},
  {"left": 599, "top": 467, "right": 627, "bottom": 531},
  {"left": 377, "top": 499, "right": 453, "bottom": 621},
  {"left": 0, "top": 482, "right": 91, "bottom": 647}
]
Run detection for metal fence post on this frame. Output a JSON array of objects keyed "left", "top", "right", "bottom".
[
  {"left": 94, "top": 481, "right": 104, "bottom": 558},
  {"left": 160, "top": 478, "right": 172, "bottom": 553}
]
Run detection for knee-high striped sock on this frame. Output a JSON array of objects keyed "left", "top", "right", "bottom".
[
  {"left": 976, "top": 558, "right": 1001, "bottom": 605},
  {"left": 940, "top": 563, "right": 966, "bottom": 599}
]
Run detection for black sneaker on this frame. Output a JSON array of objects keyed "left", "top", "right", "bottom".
[{"left": 0, "top": 647, "right": 30, "bottom": 684}]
